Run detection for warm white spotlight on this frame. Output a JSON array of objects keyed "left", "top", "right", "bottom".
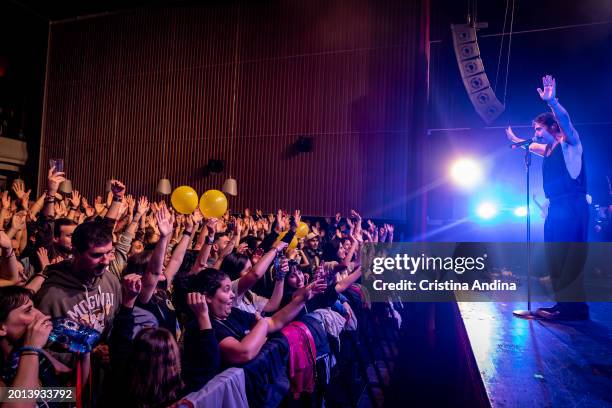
[
  {"left": 514, "top": 206, "right": 528, "bottom": 217},
  {"left": 450, "top": 158, "right": 483, "bottom": 189},
  {"left": 477, "top": 202, "right": 498, "bottom": 219}
]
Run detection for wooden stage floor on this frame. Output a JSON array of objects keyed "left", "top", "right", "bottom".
[{"left": 459, "top": 302, "right": 612, "bottom": 408}]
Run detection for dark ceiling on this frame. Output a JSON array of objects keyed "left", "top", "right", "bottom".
[{"left": 8, "top": 0, "right": 201, "bottom": 21}]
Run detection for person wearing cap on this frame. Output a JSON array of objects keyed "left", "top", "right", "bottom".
[{"left": 303, "top": 232, "right": 323, "bottom": 275}]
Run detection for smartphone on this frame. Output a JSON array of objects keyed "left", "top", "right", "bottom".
[{"left": 49, "top": 158, "right": 64, "bottom": 172}]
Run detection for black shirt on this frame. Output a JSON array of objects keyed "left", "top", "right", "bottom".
[
  {"left": 543, "top": 143, "right": 587, "bottom": 201},
  {"left": 212, "top": 308, "right": 257, "bottom": 342}
]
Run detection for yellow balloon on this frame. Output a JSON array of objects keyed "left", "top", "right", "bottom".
[
  {"left": 171, "top": 186, "right": 199, "bottom": 214},
  {"left": 296, "top": 221, "right": 309, "bottom": 238},
  {"left": 199, "top": 189, "right": 228, "bottom": 219}
]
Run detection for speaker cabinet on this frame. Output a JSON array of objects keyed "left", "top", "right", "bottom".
[{"left": 451, "top": 23, "right": 505, "bottom": 124}]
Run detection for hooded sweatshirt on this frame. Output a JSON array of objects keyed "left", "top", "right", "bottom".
[{"left": 34, "top": 259, "right": 122, "bottom": 338}]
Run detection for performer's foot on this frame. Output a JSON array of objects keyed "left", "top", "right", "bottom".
[
  {"left": 535, "top": 304, "right": 559, "bottom": 314},
  {"left": 536, "top": 307, "right": 589, "bottom": 321}
]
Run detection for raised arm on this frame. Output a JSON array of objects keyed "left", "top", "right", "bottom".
[
  {"left": 537, "top": 75, "right": 580, "bottom": 146},
  {"left": 43, "top": 166, "right": 65, "bottom": 218},
  {"left": 0, "top": 231, "right": 20, "bottom": 286},
  {"left": 266, "top": 279, "right": 326, "bottom": 332},
  {"left": 235, "top": 241, "right": 288, "bottom": 298},
  {"left": 262, "top": 258, "right": 289, "bottom": 313},
  {"left": 105, "top": 179, "right": 126, "bottom": 221},
  {"left": 138, "top": 205, "right": 173, "bottom": 304},
  {"left": 335, "top": 266, "right": 362, "bottom": 293},
  {"left": 190, "top": 218, "right": 217, "bottom": 274},
  {"left": 164, "top": 213, "right": 198, "bottom": 284}
]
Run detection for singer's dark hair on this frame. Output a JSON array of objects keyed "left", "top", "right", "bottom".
[{"left": 533, "top": 112, "right": 559, "bottom": 132}]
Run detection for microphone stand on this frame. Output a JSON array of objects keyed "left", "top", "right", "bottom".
[{"left": 513, "top": 141, "right": 537, "bottom": 319}]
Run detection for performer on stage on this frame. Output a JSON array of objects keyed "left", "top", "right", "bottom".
[{"left": 506, "top": 75, "right": 589, "bottom": 320}]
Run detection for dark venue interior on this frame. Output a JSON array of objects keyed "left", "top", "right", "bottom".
[{"left": 0, "top": 0, "right": 611, "bottom": 407}]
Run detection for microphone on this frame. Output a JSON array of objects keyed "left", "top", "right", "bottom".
[{"left": 510, "top": 138, "right": 534, "bottom": 149}]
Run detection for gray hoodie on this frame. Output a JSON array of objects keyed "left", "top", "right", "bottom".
[{"left": 34, "top": 259, "right": 122, "bottom": 338}]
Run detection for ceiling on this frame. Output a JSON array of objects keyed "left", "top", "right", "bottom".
[{"left": 9, "top": 0, "right": 202, "bottom": 21}]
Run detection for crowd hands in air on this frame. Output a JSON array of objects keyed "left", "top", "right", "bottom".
[{"left": 0, "top": 165, "right": 396, "bottom": 407}]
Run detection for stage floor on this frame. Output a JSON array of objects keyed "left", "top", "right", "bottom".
[{"left": 459, "top": 302, "right": 612, "bottom": 408}]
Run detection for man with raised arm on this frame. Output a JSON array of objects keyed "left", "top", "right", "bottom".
[{"left": 506, "top": 75, "right": 589, "bottom": 320}]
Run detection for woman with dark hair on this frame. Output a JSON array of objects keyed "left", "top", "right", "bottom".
[
  {"left": 188, "top": 268, "right": 324, "bottom": 365},
  {"left": 0, "top": 286, "right": 89, "bottom": 407},
  {"left": 220, "top": 241, "right": 288, "bottom": 315},
  {"left": 110, "top": 274, "right": 220, "bottom": 407},
  {"left": 0, "top": 286, "right": 54, "bottom": 392}
]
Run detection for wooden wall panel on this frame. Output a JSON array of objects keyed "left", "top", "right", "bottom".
[{"left": 39, "top": 0, "right": 428, "bottom": 220}]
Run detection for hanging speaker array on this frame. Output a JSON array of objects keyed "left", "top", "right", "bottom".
[{"left": 451, "top": 23, "right": 505, "bottom": 125}]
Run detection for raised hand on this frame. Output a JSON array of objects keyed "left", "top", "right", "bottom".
[
  {"left": 70, "top": 190, "right": 81, "bottom": 209},
  {"left": 110, "top": 179, "right": 126, "bottom": 198},
  {"left": 125, "top": 194, "right": 135, "bottom": 213},
  {"left": 36, "top": 247, "right": 51, "bottom": 270},
  {"left": 367, "top": 219, "right": 376, "bottom": 231},
  {"left": 294, "top": 279, "right": 327, "bottom": 302},
  {"left": 47, "top": 166, "right": 66, "bottom": 196},
  {"left": 350, "top": 209, "right": 362, "bottom": 220},
  {"left": 205, "top": 218, "right": 218, "bottom": 236},
  {"left": 272, "top": 240, "right": 289, "bottom": 253},
  {"left": 156, "top": 205, "right": 174, "bottom": 237},
  {"left": 20, "top": 189, "right": 31, "bottom": 211},
  {"left": 121, "top": 273, "right": 142, "bottom": 308},
  {"left": 10, "top": 211, "right": 27, "bottom": 232},
  {"left": 187, "top": 292, "right": 209, "bottom": 316},
  {"left": 505, "top": 126, "right": 521, "bottom": 143},
  {"left": 537, "top": 74, "right": 556, "bottom": 102},
  {"left": 1, "top": 191, "right": 10, "bottom": 210},
  {"left": 234, "top": 217, "right": 243, "bottom": 236},
  {"left": 293, "top": 209, "right": 301, "bottom": 226},
  {"left": 94, "top": 196, "right": 105, "bottom": 215},
  {"left": 184, "top": 214, "right": 195, "bottom": 233},
  {"left": 192, "top": 208, "right": 204, "bottom": 225},
  {"left": 11, "top": 179, "right": 26, "bottom": 200},
  {"left": 136, "top": 196, "right": 149, "bottom": 217},
  {"left": 236, "top": 242, "right": 249, "bottom": 254}
]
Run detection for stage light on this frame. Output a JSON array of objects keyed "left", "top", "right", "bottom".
[
  {"left": 514, "top": 206, "right": 528, "bottom": 217},
  {"left": 476, "top": 201, "right": 497, "bottom": 219},
  {"left": 450, "top": 158, "right": 483, "bottom": 189}
]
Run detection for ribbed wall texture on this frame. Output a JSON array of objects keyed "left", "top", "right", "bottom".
[{"left": 39, "top": 0, "right": 429, "bottom": 220}]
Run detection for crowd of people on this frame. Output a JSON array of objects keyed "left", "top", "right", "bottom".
[{"left": 0, "top": 166, "right": 398, "bottom": 408}]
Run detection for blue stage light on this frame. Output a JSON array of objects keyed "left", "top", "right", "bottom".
[
  {"left": 476, "top": 202, "right": 498, "bottom": 219},
  {"left": 514, "top": 206, "right": 528, "bottom": 217}
]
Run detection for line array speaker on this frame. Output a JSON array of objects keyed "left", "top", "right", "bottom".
[{"left": 451, "top": 23, "right": 505, "bottom": 124}]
